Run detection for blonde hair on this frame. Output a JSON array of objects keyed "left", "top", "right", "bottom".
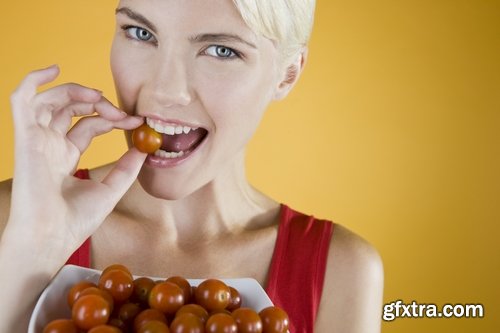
[{"left": 232, "top": 0, "right": 316, "bottom": 63}]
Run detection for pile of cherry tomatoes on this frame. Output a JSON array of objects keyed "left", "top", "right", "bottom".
[{"left": 42, "top": 264, "right": 289, "bottom": 333}]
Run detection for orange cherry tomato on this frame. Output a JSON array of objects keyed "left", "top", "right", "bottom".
[
  {"left": 71, "top": 294, "right": 111, "bottom": 331},
  {"left": 134, "top": 308, "right": 168, "bottom": 332},
  {"left": 149, "top": 281, "right": 185, "bottom": 315},
  {"left": 166, "top": 276, "right": 192, "bottom": 303},
  {"left": 87, "top": 324, "right": 123, "bottom": 333},
  {"left": 138, "top": 319, "right": 170, "bottom": 333},
  {"left": 78, "top": 287, "right": 114, "bottom": 313},
  {"left": 194, "top": 279, "right": 230, "bottom": 312},
  {"left": 102, "top": 264, "right": 133, "bottom": 279},
  {"left": 170, "top": 313, "right": 204, "bottom": 333},
  {"left": 226, "top": 286, "right": 242, "bottom": 311},
  {"left": 232, "top": 308, "right": 263, "bottom": 333},
  {"left": 259, "top": 306, "right": 289, "bottom": 333},
  {"left": 98, "top": 268, "right": 134, "bottom": 303},
  {"left": 176, "top": 303, "right": 209, "bottom": 324},
  {"left": 67, "top": 280, "right": 96, "bottom": 308},
  {"left": 205, "top": 313, "right": 238, "bottom": 333},
  {"left": 132, "top": 123, "right": 162, "bottom": 153},
  {"left": 43, "top": 319, "right": 78, "bottom": 333}
]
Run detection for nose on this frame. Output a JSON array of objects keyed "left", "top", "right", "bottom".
[{"left": 149, "top": 54, "right": 192, "bottom": 107}]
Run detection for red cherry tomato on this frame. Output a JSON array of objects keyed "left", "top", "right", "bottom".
[
  {"left": 98, "top": 268, "right": 134, "bottom": 303},
  {"left": 71, "top": 294, "right": 111, "bottom": 330},
  {"left": 259, "top": 306, "right": 289, "bottom": 333},
  {"left": 170, "top": 313, "right": 204, "bottom": 333},
  {"left": 205, "top": 313, "right": 238, "bottom": 333},
  {"left": 132, "top": 123, "right": 163, "bottom": 153},
  {"left": 116, "top": 301, "right": 141, "bottom": 325},
  {"left": 132, "top": 276, "right": 157, "bottom": 306},
  {"left": 149, "top": 281, "right": 185, "bottom": 315},
  {"left": 232, "top": 308, "right": 263, "bottom": 333},
  {"left": 226, "top": 286, "right": 242, "bottom": 311},
  {"left": 194, "top": 279, "right": 230, "bottom": 311},
  {"left": 43, "top": 319, "right": 78, "bottom": 333}
]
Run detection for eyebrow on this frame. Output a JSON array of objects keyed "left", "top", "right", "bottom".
[
  {"left": 189, "top": 33, "right": 257, "bottom": 49},
  {"left": 115, "top": 7, "right": 158, "bottom": 34}
]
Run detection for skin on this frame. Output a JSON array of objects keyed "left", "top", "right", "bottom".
[{"left": 0, "top": 0, "right": 383, "bottom": 332}]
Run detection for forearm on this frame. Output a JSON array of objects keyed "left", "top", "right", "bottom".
[{"left": 0, "top": 225, "right": 67, "bottom": 332}]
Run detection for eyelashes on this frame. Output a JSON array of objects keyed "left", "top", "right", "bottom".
[
  {"left": 202, "top": 45, "right": 242, "bottom": 60},
  {"left": 120, "top": 25, "right": 243, "bottom": 60},
  {"left": 121, "top": 25, "right": 157, "bottom": 44}
]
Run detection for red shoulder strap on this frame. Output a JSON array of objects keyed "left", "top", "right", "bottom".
[
  {"left": 66, "top": 169, "right": 91, "bottom": 267},
  {"left": 266, "top": 205, "right": 334, "bottom": 333}
]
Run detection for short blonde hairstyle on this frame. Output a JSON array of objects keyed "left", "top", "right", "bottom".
[{"left": 232, "top": 0, "right": 316, "bottom": 63}]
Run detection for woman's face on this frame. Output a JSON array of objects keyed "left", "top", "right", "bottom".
[{"left": 111, "top": 0, "right": 283, "bottom": 199}]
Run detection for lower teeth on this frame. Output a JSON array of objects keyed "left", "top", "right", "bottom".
[{"left": 154, "top": 149, "right": 185, "bottom": 159}]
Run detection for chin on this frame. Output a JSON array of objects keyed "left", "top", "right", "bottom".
[{"left": 137, "top": 171, "right": 198, "bottom": 201}]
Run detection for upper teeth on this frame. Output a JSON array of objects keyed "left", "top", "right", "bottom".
[{"left": 146, "top": 118, "right": 197, "bottom": 135}]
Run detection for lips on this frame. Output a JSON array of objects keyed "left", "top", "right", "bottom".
[{"left": 145, "top": 117, "right": 208, "bottom": 159}]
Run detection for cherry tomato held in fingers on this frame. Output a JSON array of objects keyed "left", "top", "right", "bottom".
[
  {"left": 43, "top": 318, "right": 79, "bottom": 333},
  {"left": 232, "top": 308, "right": 263, "bottom": 333},
  {"left": 259, "top": 306, "right": 289, "bottom": 333},
  {"left": 195, "top": 279, "right": 231, "bottom": 312},
  {"left": 71, "top": 294, "right": 111, "bottom": 331},
  {"left": 206, "top": 313, "right": 238, "bottom": 333},
  {"left": 132, "top": 123, "right": 163, "bottom": 154}
]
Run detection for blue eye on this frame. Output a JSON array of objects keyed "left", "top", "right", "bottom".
[
  {"left": 123, "top": 26, "right": 155, "bottom": 42},
  {"left": 204, "top": 45, "right": 239, "bottom": 59}
]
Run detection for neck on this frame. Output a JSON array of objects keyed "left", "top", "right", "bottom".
[{"left": 115, "top": 150, "right": 279, "bottom": 245}]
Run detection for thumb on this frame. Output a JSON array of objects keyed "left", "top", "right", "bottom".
[{"left": 101, "top": 148, "right": 147, "bottom": 202}]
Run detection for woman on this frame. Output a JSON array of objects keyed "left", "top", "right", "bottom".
[{"left": 0, "top": 0, "right": 383, "bottom": 331}]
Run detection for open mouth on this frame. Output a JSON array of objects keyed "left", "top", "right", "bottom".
[{"left": 146, "top": 118, "right": 208, "bottom": 159}]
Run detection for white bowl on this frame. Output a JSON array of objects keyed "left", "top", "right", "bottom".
[{"left": 29, "top": 264, "right": 274, "bottom": 333}]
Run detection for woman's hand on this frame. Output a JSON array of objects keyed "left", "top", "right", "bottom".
[
  {"left": 0, "top": 65, "right": 146, "bottom": 331},
  {"left": 5, "top": 64, "right": 146, "bottom": 254}
]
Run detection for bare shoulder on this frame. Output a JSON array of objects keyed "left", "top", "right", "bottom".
[
  {"left": 315, "top": 224, "right": 384, "bottom": 333},
  {"left": 0, "top": 178, "right": 13, "bottom": 235}
]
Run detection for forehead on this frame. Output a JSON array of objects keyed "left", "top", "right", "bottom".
[{"left": 117, "top": 0, "right": 257, "bottom": 39}]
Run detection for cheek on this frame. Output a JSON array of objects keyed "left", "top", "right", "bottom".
[
  {"left": 202, "top": 68, "right": 275, "bottom": 138},
  {"left": 110, "top": 43, "right": 141, "bottom": 114}
]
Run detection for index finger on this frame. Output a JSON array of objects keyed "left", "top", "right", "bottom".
[{"left": 11, "top": 65, "right": 60, "bottom": 103}]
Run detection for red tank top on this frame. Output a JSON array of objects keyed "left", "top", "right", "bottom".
[{"left": 68, "top": 170, "right": 334, "bottom": 332}]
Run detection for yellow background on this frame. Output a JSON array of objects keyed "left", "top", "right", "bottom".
[{"left": 1, "top": 1, "right": 499, "bottom": 332}]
